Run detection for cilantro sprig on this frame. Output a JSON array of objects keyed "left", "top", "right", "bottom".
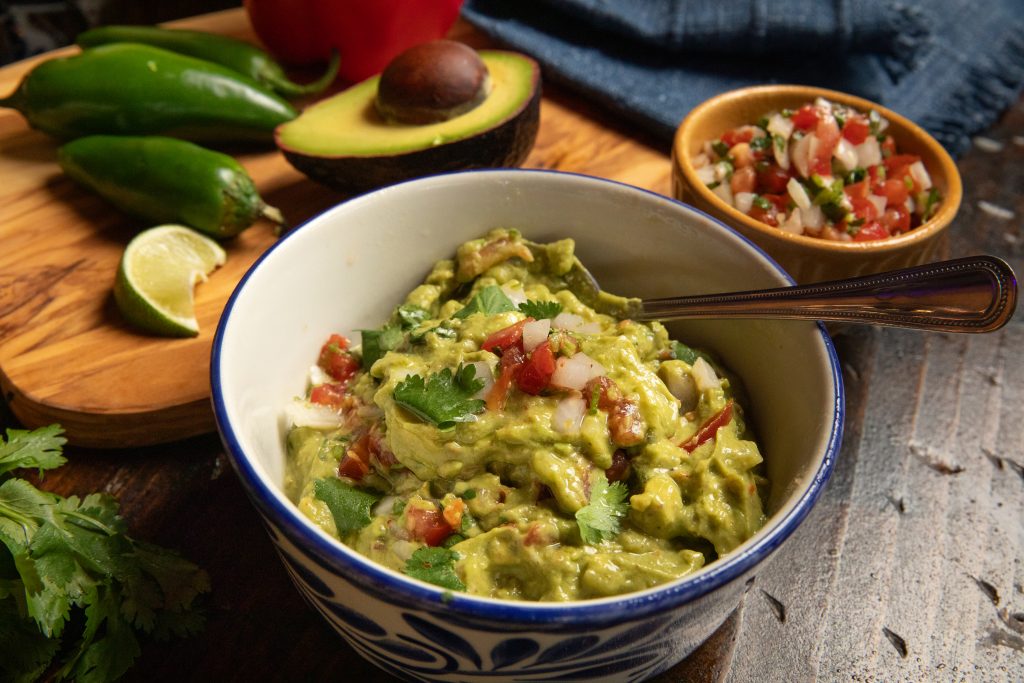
[
  {"left": 313, "top": 478, "right": 382, "bottom": 535},
  {"left": 518, "top": 299, "right": 562, "bottom": 319},
  {"left": 0, "top": 425, "right": 210, "bottom": 683},
  {"left": 453, "top": 285, "right": 516, "bottom": 319},
  {"left": 575, "top": 473, "right": 629, "bottom": 544},
  {"left": 405, "top": 547, "right": 465, "bottom": 591},
  {"left": 393, "top": 364, "right": 486, "bottom": 429}
]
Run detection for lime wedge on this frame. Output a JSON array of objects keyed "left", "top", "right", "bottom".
[{"left": 114, "top": 225, "right": 227, "bottom": 337}]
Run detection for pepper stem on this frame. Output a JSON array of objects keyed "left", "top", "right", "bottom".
[
  {"left": 260, "top": 203, "right": 288, "bottom": 236},
  {"left": 269, "top": 50, "right": 341, "bottom": 98}
]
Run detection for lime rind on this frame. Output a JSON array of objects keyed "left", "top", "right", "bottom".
[{"left": 114, "top": 225, "right": 226, "bottom": 337}]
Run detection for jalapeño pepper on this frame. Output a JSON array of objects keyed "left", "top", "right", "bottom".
[
  {"left": 58, "top": 135, "right": 285, "bottom": 238},
  {"left": 0, "top": 43, "right": 296, "bottom": 142},
  {"left": 76, "top": 25, "right": 339, "bottom": 98}
]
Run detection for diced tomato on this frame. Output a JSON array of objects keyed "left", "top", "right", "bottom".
[
  {"left": 318, "top": 334, "right": 360, "bottom": 383},
  {"left": 406, "top": 506, "right": 453, "bottom": 546},
  {"left": 730, "top": 166, "right": 757, "bottom": 194},
  {"left": 338, "top": 433, "right": 372, "bottom": 481},
  {"left": 762, "top": 193, "right": 790, "bottom": 211},
  {"left": 844, "top": 179, "right": 870, "bottom": 200},
  {"left": 850, "top": 197, "right": 879, "bottom": 222},
  {"left": 875, "top": 178, "right": 910, "bottom": 207},
  {"left": 880, "top": 205, "right": 911, "bottom": 234},
  {"left": 681, "top": 400, "right": 734, "bottom": 453},
  {"left": 748, "top": 203, "right": 779, "bottom": 227},
  {"left": 880, "top": 135, "right": 897, "bottom": 157},
  {"left": 482, "top": 318, "right": 532, "bottom": 353},
  {"left": 841, "top": 116, "right": 871, "bottom": 145},
  {"left": 867, "top": 165, "right": 885, "bottom": 184},
  {"left": 810, "top": 113, "right": 841, "bottom": 176},
  {"left": 486, "top": 345, "right": 525, "bottom": 411},
  {"left": 853, "top": 220, "right": 890, "bottom": 242},
  {"left": 516, "top": 340, "right": 556, "bottom": 395},
  {"left": 791, "top": 105, "right": 819, "bottom": 130},
  {"left": 883, "top": 154, "right": 919, "bottom": 173},
  {"left": 755, "top": 163, "right": 791, "bottom": 194},
  {"left": 309, "top": 382, "right": 349, "bottom": 410},
  {"left": 721, "top": 126, "right": 756, "bottom": 147}
]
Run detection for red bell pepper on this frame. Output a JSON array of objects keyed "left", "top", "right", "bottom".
[{"left": 243, "top": 0, "right": 464, "bottom": 83}]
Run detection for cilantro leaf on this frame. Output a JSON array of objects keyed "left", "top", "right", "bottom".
[
  {"left": 360, "top": 325, "right": 404, "bottom": 370},
  {"left": 518, "top": 299, "right": 562, "bottom": 319},
  {"left": 453, "top": 285, "right": 515, "bottom": 319},
  {"left": 392, "top": 364, "right": 485, "bottom": 429},
  {"left": 313, "top": 478, "right": 382, "bottom": 535},
  {"left": 405, "top": 547, "right": 465, "bottom": 591},
  {"left": 0, "top": 425, "right": 66, "bottom": 477},
  {"left": 576, "top": 473, "right": 629, "bottom": 544},
  {"left": 396, "top": 304, "right": 429, "bottom": 329}
]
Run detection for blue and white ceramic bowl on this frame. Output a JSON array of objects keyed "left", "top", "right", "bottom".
[{"left": 212, "top": 170, "right": 843, "bottom": 682}]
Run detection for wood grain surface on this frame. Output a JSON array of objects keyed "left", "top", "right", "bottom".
[{"left": 1, "top": 8, "right": 1021, "bottom": 683}]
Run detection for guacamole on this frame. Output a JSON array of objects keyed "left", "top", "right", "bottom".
[{"left": 284, "top": 229, "right": 767, "bottom": 601}]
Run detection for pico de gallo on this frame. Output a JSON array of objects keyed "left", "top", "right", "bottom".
[
  {"left": 283, "top": 229, "right": 768, "bottom": 601},
  {"left": 692, "top": 97, "right": 943, "bottom": 241}
]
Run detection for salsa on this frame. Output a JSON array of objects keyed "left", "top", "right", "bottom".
[
  {"left": 693, "top": 97, "right": 942, "bottom": 242},
  {"left": 284, "top": 230, "right": 767, "bottom": 600}
]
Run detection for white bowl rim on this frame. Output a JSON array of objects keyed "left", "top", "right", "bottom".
[{"left": 211, "top": 168, "right": 844, "bottom": 625}]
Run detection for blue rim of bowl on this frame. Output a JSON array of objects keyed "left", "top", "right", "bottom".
[{"left": 211, "top": 168, "right": 844, "bottom": 627}]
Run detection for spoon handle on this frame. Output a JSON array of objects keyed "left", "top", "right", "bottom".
[{"left": 636, "top": 255, "right": 1018, "bottom": 333}]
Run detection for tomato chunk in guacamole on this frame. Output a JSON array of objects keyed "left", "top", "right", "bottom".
[{"left": 284, "top": 229, "right": 768, "bottom": 601}]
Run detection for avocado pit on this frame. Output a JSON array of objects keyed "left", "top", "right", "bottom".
[{"left": 376, "top": 40, "right": 492, "bottom": 125}]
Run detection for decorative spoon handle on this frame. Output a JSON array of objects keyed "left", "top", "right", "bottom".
[{"left": 636, "top": 255, "right": 1018, "bottom": 333}]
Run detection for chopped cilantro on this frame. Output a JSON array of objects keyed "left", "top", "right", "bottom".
[
  {"left": 313, "top": 478, "right": 382, "bottom": 535},
  {"left": 392, "top": 499, "right": 407, "bottom": 516},
  {"left": 749, "top": 135, "right": 772, "bottom": 152},
  {"left": 868, "top": 109, "right": 882, "bottom": 135},
  {"left": 756, "top": 116, "right": 770, "bottom": 130},
  {"left": 460, "top": 511, "right": 476, "bottom": 533},
  {"left": 393, "top": 364, "right": 486, "bottom": 429},
  {"left": 752, "top": 195, "right": 772, "bottom": 210},
  {"left": 834, "top": 112, "right": 846, "bottom": 129},
  {"left": 518, "top": 299, "right": 562, "bottom": 319},
  {"left": 922, "top": 188, "right": 941, "bottom": 218},
  {"left": 773, "top": 133, "right": 786, "bottom": 152},
  {"left": 360, "top": 324, "right": 404, "bottom": 369},
  {"left": 576, "top": 473, "right": 629, "bottom": 544},
  {"left": 781, "top": 108, "right": 795, "bottom": 118},
  {"left": 441, "top": 533, "right": 465, "bottom": 548},
  {"left": 405, "top": 547, "right": 465, "bottom": 591},
  {"left": 396, "top": 304, "right": 429, "bottom": 330},
  {"left": 845, "top": 167, "right": 867, "bottom": 184},
  {"left": 0, "top": 425, "right": 209, "bottom": 683},
  {"left": 459, "top": 488, "right": 477, "bottom": 500},
  {"left": 711, "top": 140, "right": 730, "bottom": 158},
  {"left": 453, "top": 285, "right": 516, "bottom": 319},
  {"left": 904, "top": 175, "right": 915, "bottom": 190},
  {"left": 706, "top": 180, "right": 721, "bottom": 190},
  {"left": 587, "top": 388, "right": 600, "bottom": 415}
]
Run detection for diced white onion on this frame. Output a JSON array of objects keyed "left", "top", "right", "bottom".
[
  {"left": 665, "top": 371, "right": 698, "bottom": 413},
  {"left": 308, "top": 364, "right": 330, "bottom": 387},
  {"left": 467, "top": 360, "right": 494, "bottom": 400},
  {"left": 692, "top": 152, "right": 711, "bottom": 168},
  {"left": 711, "top": 181, "right": 734, "bottom": 207},
  {"left": 713, "top": 161, "right": 732, "bottom": 182},
  {"left": 767, "top": 113, "right": 794, "bottom": 140},
  {"left": 814, "top": 97, "right": 833, "bottom": 112},
  {"left": 522, "top": 318, "right": 551, "bottom": 352},
  {"left": 691, "top": 357, "right": 721, "bottom": 393},
  {"left": 867, "top": 194, "right": 888, "bottom": 217},
  {"left": 734, "top": 192, "right": 756, "bottom": 214},
  {"left": 695, "top": 164, "right": 717, "bottom": 185},
  {"left": 374, "top": 495, "right": 398, "bottom": 516},
  {"left": 500, "top": 284, "right": 527, "bottom": 306},
  {"left": 779, "top": 209, "right": 804, "bottom": 235},
  {"left": 832, "top": 138, "right": 858, "bottom": 172},
  {"left": 790, "top": 133, "right": 813, "bottom": 178},
  {"left": 286, "top": 398, "right": 344, "bottom": 429},
  {"left": 908, "top": 161, "right": 932, "bottom": 191},
  {"left": 551, "top": 394, "right": 587, "bottom": 435},
  {"left": 390, "top": 540, "right": 418, "bottom": 563},
  {"left": 552, "top": 312, "right": 583, "bottom": 330},
  {"left": 550, "top": 352, "right": 605, "bottom": 391},
  {"left": 786, "top": 177, "right": 812, "bottom": 209},
  {"left": 800, "top": 205, "right": 824, "bottom": 229},
  {"left": 855, "top": 137, "right": 881, "bottom": 168},
  {"left": 904, "top": 196, "right": 915, "bottom": 214}
]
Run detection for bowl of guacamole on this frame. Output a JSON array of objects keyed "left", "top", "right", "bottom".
[{"left": 212, "top": 170, "right": 843, "bottom": 682}]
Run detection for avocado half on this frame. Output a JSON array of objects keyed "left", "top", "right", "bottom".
[{"left": 275, "top": 51, "right": 541, "bottom": 194}]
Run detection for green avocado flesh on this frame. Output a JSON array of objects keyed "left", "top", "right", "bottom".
[
  {"left": 278, "top": 52, "right": 534, "bottom": 155},
  {"left": 275, "top": 52, "right": 540, "bottom": 193},
  {"left": 284, "top": 230, "right": 769, "bottom": 602}
]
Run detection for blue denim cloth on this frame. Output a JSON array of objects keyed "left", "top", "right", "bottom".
[{"left": 462, "top": 0, "right": 1024, "bottom": 156}]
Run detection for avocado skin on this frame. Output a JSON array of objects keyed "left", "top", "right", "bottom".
[{"left": 278, "top": 73, "right": 540, "bottom": 195}]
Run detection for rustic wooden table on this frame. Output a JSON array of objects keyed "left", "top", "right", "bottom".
[{"left": 1, "top": 9, "right": 1021, "bottom": 683}]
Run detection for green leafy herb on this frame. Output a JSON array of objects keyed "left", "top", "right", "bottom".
[
  {"left": 441, "top": 533, "right": 465, "bottom": 548},
  {"left": 405, "top": 547, "right": 465, "bottom": 591},
  {"left": 749, "top": 135, "right": 772, "bottom": 152},
  {"left": 393, "top": 364, "right": 486, "bottom": 429},
  {"left": 671, "top": 341, "right": 700, "bottom": 365},
  {"left": 903, "top": 175, "right": 915, "bottom": 191},
  {"left": 868, "top": 109, "right": 882, "bottom": 135},
  {"left": 0, "top": 425, "right": 209, "bottom": 683},
  {"left": 922, "top": 188, "right": 941, "bottom": 219},
  {"left": 396, "top": 304, "right": 429, "bottom": 330},
  {"left": 711, "top": 140, "right": 730, "bottom": 158},
  {"left": 459, "top": 488, "right": 477, "bottom": 500},
  {"left": 706, "top": 180, "right": 721, "bottom": 190},
  {"left": 518, "top": 299, "right": 562, "bottom": 319},
  {"left": 833, "top": 111, "right": 846, "bottom": 129},
  {"left": 756, "top": 116, "right": 770, "bottom": 130},
  {"left": 773, "top": 133, "right": 786, "bottom": 152},
  {"left": 752, "top": 195, "right": 772, "bottom": 211},
  {"left": 313, "top": 478, "right": 382, "bottom": 535},
  {"left": 360, "top": 325, "right": 404, "bottom": 370},
  {"left": 392, "top": 498, "right": 407, "bottom": 516},
  {"left": 453, "top": 285, "right": 516, "bottom": 319},
  {"left": 845, "top": 167, "right": 867, "bottom": 184},
  {"left": 781, "top": 107, "right": 795, "bottom": 118},
  {"left": 575, "top": 474, "right": 629, "bottom": 544}
]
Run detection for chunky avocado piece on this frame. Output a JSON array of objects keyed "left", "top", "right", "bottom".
[{"left": 275, "top": 45, "right": 540, "bottom": 194}]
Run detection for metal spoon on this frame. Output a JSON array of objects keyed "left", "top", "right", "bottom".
[{"left": 568, "top": 255, "right": 1017, "bottom": 334}]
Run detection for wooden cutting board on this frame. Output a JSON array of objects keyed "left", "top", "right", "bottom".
[{"left": 0, "top": 9, "right": 672, "bottom": 448}]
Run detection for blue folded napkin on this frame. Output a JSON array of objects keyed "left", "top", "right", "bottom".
[{"left": 462, "top": 0, "right": 1024, "bottom": 156}]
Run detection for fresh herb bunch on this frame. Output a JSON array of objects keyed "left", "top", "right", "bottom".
[{"left": 0, "top": 425, "right": 210, "bottom": 683}]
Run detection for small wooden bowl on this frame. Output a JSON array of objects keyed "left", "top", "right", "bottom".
[{"left": 672, "top": 85, "right": 962, "bottom": 283}]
